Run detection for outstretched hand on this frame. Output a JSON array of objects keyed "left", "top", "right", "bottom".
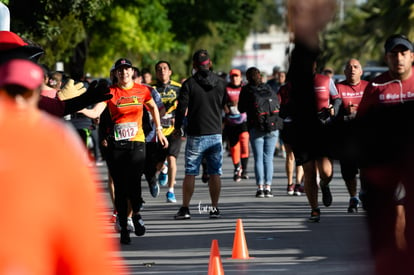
[
  {"left": 57, "top": 79, "right": 87, "bottom": 100},
  {"left": 62, "top": 79, "right": 113, "bottom": 115}
]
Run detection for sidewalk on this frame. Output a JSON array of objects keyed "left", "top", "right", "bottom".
[{"left": 96, "top": 151, "right": 375, "bottom": 275}]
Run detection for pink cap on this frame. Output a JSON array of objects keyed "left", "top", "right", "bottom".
[{"left": 0, "top": 59, "right": 44, "bottom": 90}]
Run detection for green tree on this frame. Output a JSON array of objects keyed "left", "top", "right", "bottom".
[
  {"left": 4, "top": 0, "right": 112, "bottom": 77},
  {"left": 165, "top": 0, "right": 263, "bottom": 76},
  {"left": 321, "top": 0, "right": 414, "bottom": 72},
  {"left": 86, "top": 0, "right": 271, "bottom": 80},
  {"left": 85, "top": 0, "right": 181, "bottom": 78}
]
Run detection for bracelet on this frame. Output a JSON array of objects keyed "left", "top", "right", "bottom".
[{"left": 156, "top": 126, "right": 163, "bottom": 131}]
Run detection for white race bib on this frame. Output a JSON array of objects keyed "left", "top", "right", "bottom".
[{"left": 114, "top": 122, "right": 138, "bottom": 141}]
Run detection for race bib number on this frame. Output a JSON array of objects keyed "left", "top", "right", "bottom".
[
  {"left": 114, "top": 122, "right": 138, "bottom": 141},
  {"left": 161, "top": 113, "right": 173, "bottom": 127}
]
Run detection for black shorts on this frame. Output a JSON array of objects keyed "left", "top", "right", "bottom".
[
  {"left": 280, "top": 122, "right": 297, "bottom": 145},
  {"left": 154, "top": 134, "right": 182, "bottom": 163},
  {"left": 288, "top": 124, "right": 332, "bottom": 165}
]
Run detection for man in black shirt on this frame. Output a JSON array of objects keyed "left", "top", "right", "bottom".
[{"left": 173, "top": 49, "right": 227, "bottom": 220}]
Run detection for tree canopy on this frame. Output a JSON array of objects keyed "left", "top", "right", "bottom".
[
  {"left": 2, "top": 0, "right": 414, "bottom": 80},
  {"left": 321, "top": 0, "right": 414, "bottom": 73}
]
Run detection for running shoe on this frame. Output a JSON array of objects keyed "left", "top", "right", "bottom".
[
  {"left": 347, "top": 197, "right": 359, "bottom": 213},
  {"left": 120, "top": 228, "right": 131, "bottom": 245},
  {"left": 158, "top": 172, "right": 168, "bottom": 186},
  {"left": 209, "top": 207, "right": 221, "bottom": 219},
  {"left": 308, "top": 208, "right": 321, "bottom": 223},
  {"left": 174, "top": 206, "right": 191, "bottom": 220},
  {"left": 264, "top": 189, "right": 274, "bottom": 198},
  {"left": 320, "top": 183, "right": 332, "bottom": 207},
  {"left": 115, "top": 216, "right": 135, "bottom": 232},
  {"left": 127, "top": 217, "right": 135, "bottom": 232},
  {"left": 256, "top": 189, "right": 265, "bottom": 198},
  {"left": 294, "top": 184, "right": 304, "bottom": 196},
  {"left": 241, "top": 171, "right": 249, "bottom": 179},
  {"left": 287, "top": 184, "right": 295, "bottom": 195},
  {"left": 132, "top": 214, "right": 146, "bottom": 236},
  {"left": 149, "top": 182, "right": 160, "bottom": 198},
  {"left": 233, "top": 166, "right": 242, "bottom": 182},
  {"left": 166, "top": 191, "right": 177, "bottom": 203}
]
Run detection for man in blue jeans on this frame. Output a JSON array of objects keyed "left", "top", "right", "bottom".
[{"left": 173, "top": 49, "right": 227, "bottom": 219}]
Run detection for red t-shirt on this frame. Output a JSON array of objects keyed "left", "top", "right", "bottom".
[
  {"left": 358, "top": 69, "right": 414, "bottom": 117},
  {"left": 336, "top": 80, "right": 369, "bottom": 112},
  {"left": 314, "top": 74, "right": 340, "bottom": 112}
]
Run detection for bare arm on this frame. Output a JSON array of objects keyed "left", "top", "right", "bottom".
[{"left": 78, "top": 102, "right": 107, "bottom": 119}]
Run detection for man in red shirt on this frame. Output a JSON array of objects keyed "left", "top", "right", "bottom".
[
  {"left": 357, "top": 34, "right": 414, "bottom": 275},
  {"left": 335, "top": 58, "right": 369, "bottom": 213}
]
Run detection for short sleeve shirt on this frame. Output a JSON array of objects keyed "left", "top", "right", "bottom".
[{"left": 107, "top": 83, "right": 153, "bottom": 142}]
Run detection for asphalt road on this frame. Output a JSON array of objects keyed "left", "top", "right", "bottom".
[{"left": 95, "top": 144, "right": 375, "bottom": 275}]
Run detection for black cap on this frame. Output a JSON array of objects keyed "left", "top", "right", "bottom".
[
  {"left": 192, "top": 49, "right": 210, "bottom": 68},
  {"left": 114, "top": 58, "right": 132, "bottom": 70},
  {"left": 384, "top": 35, "right": 413, "bottom": 53}
]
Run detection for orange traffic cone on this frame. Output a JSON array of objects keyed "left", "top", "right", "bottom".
[
  {"left": 208, "top": 239, "right": 224, "bottom": 275},
  {"left": 231, "top": 219, "right": 253, "bottom": 259}
]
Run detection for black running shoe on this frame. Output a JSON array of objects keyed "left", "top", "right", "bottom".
[
  {"left": 308, "top": 208, "right": 321, "bottom": 223},
  {"left": 174, "top": 206, "right": 191, "bottom": 220},
  {"left": 264, "top": 189, "right": 274, "bottom": 198},
  {"left": 132, "top": 214, "right": 146, "bottom": 236},
  {"left": 256, "top": 189, "right": 265, "bottom": 198},
  {"left": 241, "top": 171, "right": 249, "bottom": 179},
  {"left": 320, "top": 183, "right": 332, "bottom": 207},
  {"left": 347, "top": 197, "right": 359, "bottom": 213},
  {"left": 209, "top": 207, "right": 221, "bottom": 219},
  {"left": 233, "top": 166, "right": 242, "bottom": 182},
  {"left": 120, "top": 228, "right": 131, "bottom": 245}
]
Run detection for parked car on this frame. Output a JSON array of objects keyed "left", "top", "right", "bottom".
[
  {"left": 362, "top": 66, "right": 388, "bottom": 81},
  {"left": 332, "top": 74, "right": 346, "bottom": 83}
]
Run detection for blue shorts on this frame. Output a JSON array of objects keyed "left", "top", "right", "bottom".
[{"left": 184, "top": 134, "right": 223, "bottom": 176}]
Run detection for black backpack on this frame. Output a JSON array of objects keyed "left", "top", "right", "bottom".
[{"left": 253, "top": 84, "right": 281, "bottom": 132}]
